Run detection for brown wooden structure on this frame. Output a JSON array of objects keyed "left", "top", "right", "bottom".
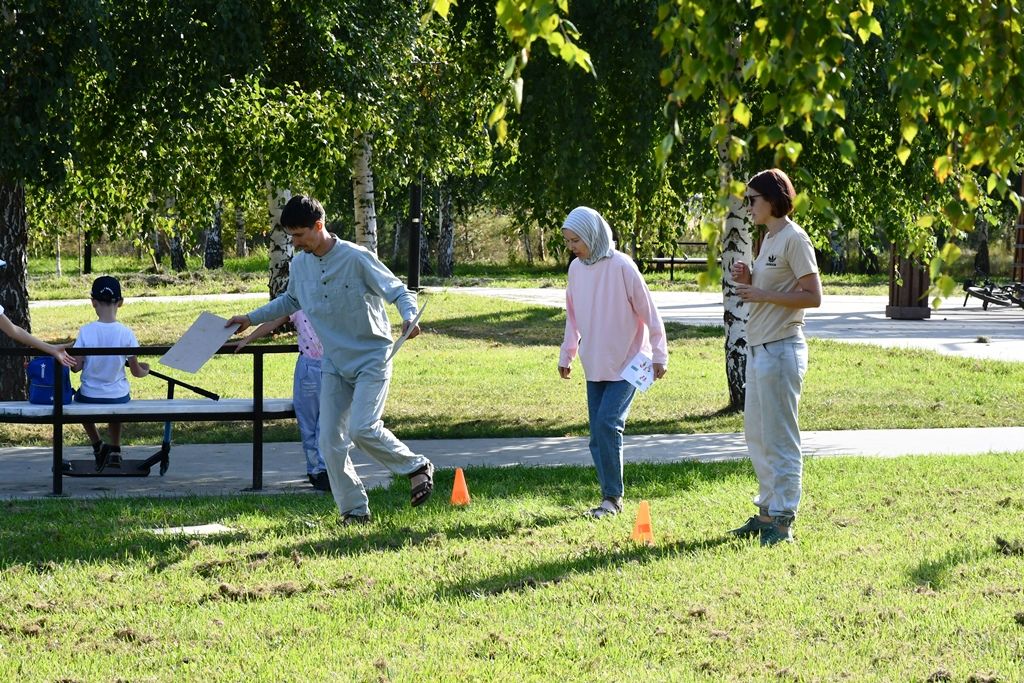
[{"left": 885, "top": 246, "right": 931, "bottom": 319}]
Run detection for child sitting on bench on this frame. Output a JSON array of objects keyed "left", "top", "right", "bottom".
[{"left": 71, "top": 276, "right": 149, "bottom": 469}]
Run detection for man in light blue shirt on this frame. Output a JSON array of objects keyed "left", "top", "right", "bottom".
[{"left": 227, "top": 195, "right": 434, "bottom": 525}]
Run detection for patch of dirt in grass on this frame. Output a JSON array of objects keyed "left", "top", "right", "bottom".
[
  {"left": 115, "top": 627, "right": 155, "bottom": 644},
  {"left": 1014, "top": 612, "right": 1024, "bottom": 626},
  {"left": 966, "top": 674, "right": 999, "bottom": 683},
  {"left": 209, "top": 580, "right": 309, "bottom": 602},
  {"left": 20, "top": 618, "right": 45, "bottom": 636},
  {"left": 926, "top": 670, "right": 952, "bottom": 682},
  {"left": 194, "top": 559, "right": 233, "bottom": 577},
  {"left": 484, "top": 574, "right": 565, "bottom": 595},
  {"left": 994, "top": 536, "right": 1024, "bottom": 556}
]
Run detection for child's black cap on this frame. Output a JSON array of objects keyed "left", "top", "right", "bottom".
[{"left": 91, "top": 276, "right": 122, "bottom": 303}]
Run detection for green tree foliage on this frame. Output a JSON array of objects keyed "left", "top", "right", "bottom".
[
  {"left": 655, "top": 0, "right": 1024, "bottom": 295},
  {"left": 488, "top": 0, "right": 688, "bottom": 257}
]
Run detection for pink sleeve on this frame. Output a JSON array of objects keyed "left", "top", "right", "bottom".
[
  {"left": 559, "top": 285, "right": 579, "bottom": 367},
  {"left": 626, "top": 268, "right": 668, "bottom": 366}
]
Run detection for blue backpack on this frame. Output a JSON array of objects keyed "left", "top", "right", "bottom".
[{"left": 27, "top": 356, "right": 75, "bottom": 405}]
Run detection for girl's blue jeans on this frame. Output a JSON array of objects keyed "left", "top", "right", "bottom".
[
  {"left": 586, "top": 379, "right": 637, "bottom": 499},
  {"left": 293, "top": 354, "right": 327, "bottom": 476}
]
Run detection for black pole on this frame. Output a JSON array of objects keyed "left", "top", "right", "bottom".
[
  {"left": 83, "top": 240, "right": 92, "bottom": 275},
  {"left": 407, "top": 177, "right": 422, "bottom": 291}
]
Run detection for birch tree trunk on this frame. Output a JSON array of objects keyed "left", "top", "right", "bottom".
[
  {"left": 235, "top": 205, "right": 248, "bottom": 257},
  {"left": 391, "top": 212, "right": 403, "bottom": 269},
  {"left": 55, "top": 237, "right": 62, "bottom": 276},
  {"left": 204, "top": 200, "right": 224, "bottom": 269},
  {"left": 267, "top": 187, "right": 292, "bottom": 299},
  {"left": 419, "top": 192, "right": 433, "bottom": 276},
  {"left": 352, "top": 133, "right": 378, "bottom": 255},
  {"left": 169, "top": 227, "right": 187, "bottom": 272},
  {"left": 718, "top": 147, "right": 752, "bottom": 410},
  {"left": 0, "top": 181, "right": 31, "bottom": 399},
  {"left": 438, "top": 185, "right": 455, "bottom": 278},
  {"left": 521, "top": 226, "right": 534, "bottom": 265}
]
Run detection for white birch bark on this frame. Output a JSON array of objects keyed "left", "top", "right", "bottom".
[
  {"left": 718, "top": 149, "right": 752, "bottom": 410},
  {"left": 267, "top": 187, "right": 293, "bottom": 299},
  {"left": 352, "top": 133, "right": 378, "bottom": 255}
]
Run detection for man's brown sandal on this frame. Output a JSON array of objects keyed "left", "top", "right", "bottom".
[{"left": 409, "top": 462, "right": 435, "bottom": 507}]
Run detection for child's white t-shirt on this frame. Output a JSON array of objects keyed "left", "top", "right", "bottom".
[{"left": 74, "top": 321, "right": 139, "bottom": 399}]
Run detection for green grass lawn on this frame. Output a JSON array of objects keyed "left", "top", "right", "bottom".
[
  {"left": 26, "top": 253, "right": 891, "bottom": 298},
  {"left": 4, "top": 290, "right": 1022, "bottom": 448},
  {"left": 1, "top": 455, "right": 1023, "bottom": 681}
]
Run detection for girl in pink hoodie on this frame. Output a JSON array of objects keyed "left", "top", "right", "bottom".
[{"left": 558, "top": 207, "right": 669, "bottom": 519}]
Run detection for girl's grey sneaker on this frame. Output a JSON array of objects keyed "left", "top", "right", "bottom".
[
  {"left": 728, "top": 516, "right": 775, "bottom": 538},
  {"left": 760, "top": 524, "right": 794, "bottom": 546},
  {"left": 587, "top": 497, "right": 622, "bottom": 519}
]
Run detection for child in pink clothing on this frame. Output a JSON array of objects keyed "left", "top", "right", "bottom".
[
  {"left": 558, "top": 207, "right": 669, "bottom": 519},
  {"left": 235, "top": 311, "right": 330, "bottom": 491}
]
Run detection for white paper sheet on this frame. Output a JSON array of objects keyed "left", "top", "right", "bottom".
[
  {"left": 159, "top": 311, "right": 240, "bottom": 373},
  {"left": 619, "top": 351, "right": 655, "bottom": 392},
  {"left": 385, "top": 301, "right": 427, "bottom": 363},
  {"left": 149, "top": 523, "right": 235, "bottom": 536}
]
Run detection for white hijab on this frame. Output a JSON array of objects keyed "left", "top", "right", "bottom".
[{"left": 562, "top": 206, "right": 615, "bottom": 265}]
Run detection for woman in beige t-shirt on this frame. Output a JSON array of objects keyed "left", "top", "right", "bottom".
[{"left": 728, "top": 168, "right": 822, "bottom": 546}]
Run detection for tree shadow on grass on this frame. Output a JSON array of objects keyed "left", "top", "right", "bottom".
[
  {"left": 423, "top": 304, "right": 721, "bottom": 348},
  {"left": 0, "top": 495, "right": 328, "bottom": 569},
  {"left": 908, "top": 546, "right": 990, "bottom": 590},
  {"left": 435, "top": 535, "right": 737, "bottom": 600},
  {"left": 0, "top": 463, "right": 756, "bottom": 568},
  {"left": 280, "top": 462, "right": 753, "bottom": 559}
]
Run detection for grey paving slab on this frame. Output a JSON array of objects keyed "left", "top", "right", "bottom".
[{"left": 2, "top": 427, "right": 1021, "bottom": 501}]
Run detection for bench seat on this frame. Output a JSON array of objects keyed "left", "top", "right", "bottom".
[{"left": 0, "top": 399, "right": 293, "bottom": 419}]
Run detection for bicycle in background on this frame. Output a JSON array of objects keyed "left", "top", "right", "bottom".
[{"left": 962, "top": 273, "right": 1024, "bottom": 310}]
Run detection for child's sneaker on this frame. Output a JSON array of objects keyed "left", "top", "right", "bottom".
[
  {"left": 95, "top": 444, "right": 121, "bottom": 471},
  {"left": 91, "top": 441, "right": 106, "bottom": 469}
]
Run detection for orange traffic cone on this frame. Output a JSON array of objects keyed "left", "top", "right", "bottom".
[
  {"left": 631, "top": 500, "right": 654, "bottom": 545},
  {"left": 450, "top": 467, "right": 471, "bottom": 506}
]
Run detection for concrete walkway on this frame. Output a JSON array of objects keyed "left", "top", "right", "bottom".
[
  {"left": 447, "top": 287, "right": 1024, "bottom": 362},
  {"left": 2, "top": 427, "right": 1021, "bottom": 501}
]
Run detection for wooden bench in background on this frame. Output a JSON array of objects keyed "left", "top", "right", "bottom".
[{"left": 633, "top": 240, "right": 709, "bottom": 280}]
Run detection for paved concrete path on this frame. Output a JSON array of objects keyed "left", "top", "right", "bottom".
[
  {"left": 445, "top": 287, "right": 1024, "bottom": 362},
  {"left": 2, "top": 427, "right": 1021, "bottom": 501}
]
